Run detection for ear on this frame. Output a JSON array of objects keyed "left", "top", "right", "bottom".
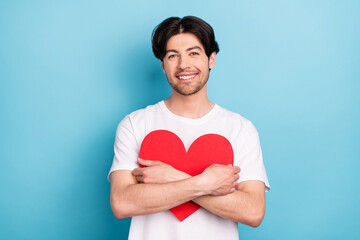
[
  {"left": 208, "top": 52, "right": 216, "bottom": 69},
  {"left": 161, "top": 61, "right": 166, "bottom": 73}
]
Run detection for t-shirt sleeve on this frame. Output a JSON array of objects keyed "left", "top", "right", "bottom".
[
  {"left": 107, "top": 116, "right": 140, "bottom": 182},
  {"left": 235, "top": 121, "right": 270, "bottom": 191}
]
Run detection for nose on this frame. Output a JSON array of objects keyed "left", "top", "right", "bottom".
[{"left": 178, "top": 55, "right": 190, "bottom": 70}]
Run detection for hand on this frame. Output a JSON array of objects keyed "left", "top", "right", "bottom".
[
  {"left": 132, "top": 158, "right": 190, "bottom": 184},
  {"left": 198, "top": 164, "right": 240, "bottom": 196}
]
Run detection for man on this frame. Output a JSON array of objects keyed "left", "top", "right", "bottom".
[{"left": 108, "top": 16, "right": 270, "bottom": 240}]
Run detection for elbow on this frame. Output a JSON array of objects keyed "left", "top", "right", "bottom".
[
  {"left": 238, "top": 206, "right": 265, "bottom": 228},
  {"left": 247, "top": 215, "right": 264, "bottom": 228},
  {"left": 111, "top": 207, "right": 127, "bottom": 220},
  {"left": 110, "top": 196, "right": 133, "bottom": 219},
  {"left": 248, "top": 206, "right": 265, "bottom": 228}
]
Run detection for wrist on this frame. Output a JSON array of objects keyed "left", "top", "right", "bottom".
[
  {"left": 176, "top": 171, "right": 191, "bottom": 181},
  {"left": 191, "top": 174, "right": 212, "bottom": 196}
]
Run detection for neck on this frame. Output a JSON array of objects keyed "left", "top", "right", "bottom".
[{"left": 164, "top": 85, "right": 214, "bottom": 119}]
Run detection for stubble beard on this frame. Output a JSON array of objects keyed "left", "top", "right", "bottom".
[{"left": 167, "top": 72, "right": 210, "bottom": 96}]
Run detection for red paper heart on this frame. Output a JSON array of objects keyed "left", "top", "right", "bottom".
[{"left": 139, "top": 130, "right": 234, "bottom": 221}]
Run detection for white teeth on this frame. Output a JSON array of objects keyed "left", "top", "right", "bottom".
[{"left": 178, "top": 74, "right": 196, "bottom": 80}]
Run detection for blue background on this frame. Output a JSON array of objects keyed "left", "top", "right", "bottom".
[{"left": 1, "top": 0, "right": 359, "bottom": 239}]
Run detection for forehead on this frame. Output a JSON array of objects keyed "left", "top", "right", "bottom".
[{"left": 166, "top": 33, "right": 205, "bottom": 51}]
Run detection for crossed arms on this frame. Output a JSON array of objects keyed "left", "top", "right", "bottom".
[{"left": 110, "top": 158, "right": 265, "bottom": 227}]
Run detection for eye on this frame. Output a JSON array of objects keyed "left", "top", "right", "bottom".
[
  {"left": 168, "top": 54, "right": 177, "bottom": 59},
  {"left": 190, "top": 52, "right": 200, "bottom": 56}
]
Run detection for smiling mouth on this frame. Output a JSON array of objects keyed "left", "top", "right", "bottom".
[{"left": 177, "top": 73, "right": 198, "bottom": 81}]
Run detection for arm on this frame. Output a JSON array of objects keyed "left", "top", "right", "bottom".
[
  {"left": 133, "top": 159, "right": 265, "bottom": 227},
  {"left": 110, "top": 170, "right": 206, "bottom": 219},
  {"left": 110, "top": 160, "right": 239, "bottom": 219},
  {"left": 193, "top": 181, "right": 265, "bottom": 227}
]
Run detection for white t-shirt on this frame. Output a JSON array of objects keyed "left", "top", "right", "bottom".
[{"left": 108, "top": 101, "right": 270, "bottom": 240}]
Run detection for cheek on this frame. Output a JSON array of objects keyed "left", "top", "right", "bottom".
[
  {"left": 163, "top": 66, "right": 171, "bottom": 75},
  {"left": 164, "top": 62, "right": 177, "bottom": 72},
  {"left": 195, "top": 58, "right": 210, "bottom": 68}
]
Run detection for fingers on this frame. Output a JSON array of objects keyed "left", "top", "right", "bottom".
[
  {"left": 234, "top": 173, "right": 240, "bottom": 182},
  {"left": 132, "top": 167, "right": 142, "bottom": 176},
  {"left": 134, "top": 175, "right": 144, "bottom": 183},
  {"left": 138, "top": 158, "right": 158, "bottom": 166},
  {"left": 132, "top": 168, "right": 144, "bottom": 183},
  {"left": 226, "top": 164, "right": 240, "bottom": 173},
  {"left": 232, "top": 166, "right": 241, "bottom": 173}
]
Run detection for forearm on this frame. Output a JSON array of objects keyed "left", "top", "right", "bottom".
[
  {"left": 193, "top": 188, "right": 265, "bottom": 227},
  {"left": 111, "top": 172, "right": 206, "bottom": 219},
  {"left": 136, "top": 162, "right": 265, "bottom": 226},
  {"left": 123, "top": 161, "right": 244, "bottom": 220}
]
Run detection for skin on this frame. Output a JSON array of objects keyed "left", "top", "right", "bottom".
[
  {"left": 161, "top": 32, "right": 216, "bottom": 119},
  {"left": 110, "top": 32, "right": 266, "bottom": 227}
]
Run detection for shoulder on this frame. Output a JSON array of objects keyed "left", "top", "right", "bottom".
[
  {"left": 120, "top": 102, "right": 161, "bottom": 126},
  {"left": 215, "top": 105, "right": 257, "bottom": 133},
  {"left": 128, "top": 102, "right": 160, "bottom": 119},
  {"left": 116, "top": 102, "right": 162, "bottom": 139}
]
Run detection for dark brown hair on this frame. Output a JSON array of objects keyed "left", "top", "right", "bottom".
[{"left": 152, "top": 16, "right": 220, "bottom": 61}]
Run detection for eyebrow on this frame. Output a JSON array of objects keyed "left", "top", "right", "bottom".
[{"left": 165, "top": 46, "right": 203, "bottom": 55}]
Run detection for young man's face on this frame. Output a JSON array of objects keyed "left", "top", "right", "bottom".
[{"left": 161, "top": 32, "right": 216, "bottom": 96}]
